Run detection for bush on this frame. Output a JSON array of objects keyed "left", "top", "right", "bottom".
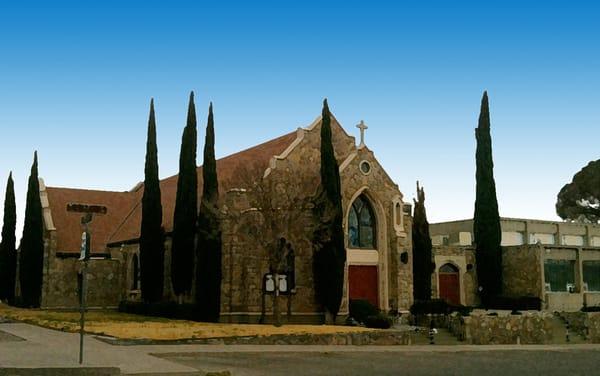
[
  {"left": 485, "top": 296, "right": 542, "bottom": 311},
  {"left": 581, "top": 305, "right": 600, "bottom": 312},
  {"left": 364, "top": 313, "right": 393, "bottom": 329},
  {"left": 349, "top": 299, "right": 379, "bottom": 323},
  {"left": 118, "top": 301, "right": 198, "bottom": 321},
  {"left": 410, "top": 299, "right": 448, "bottom": 315}
]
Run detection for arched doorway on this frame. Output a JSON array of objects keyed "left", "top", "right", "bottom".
[
  {"left": 348, "top": 194, "right": 379, "bottom": 307},
  {"left": 438, "top": 263, "right": 460, "bottom": 305}
]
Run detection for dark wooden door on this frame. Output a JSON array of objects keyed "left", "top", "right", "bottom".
[
  {"left": 439, "top": 273, "right": 460, "bottom": 305},
  {"left": 349, "top": 265, "right": 378, "bottom": 307}
]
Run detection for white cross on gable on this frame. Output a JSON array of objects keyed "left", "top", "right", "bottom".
[{"left": 357, "top": 120, "right": 368, "bottom": 147}]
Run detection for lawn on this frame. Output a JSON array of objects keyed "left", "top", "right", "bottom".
[{"left": 0, "top": 303, "right": 373, "bottom": 340}]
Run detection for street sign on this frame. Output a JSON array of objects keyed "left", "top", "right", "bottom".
[
  {"left": 79, "top": 231, "right": 90, "bottom": 261},
  {"left": 66, "top": 203, "right": 108, "bottom": 215}
]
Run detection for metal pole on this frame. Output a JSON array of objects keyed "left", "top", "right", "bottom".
[{"left": 79, "top": 223, "right": 88, "bottom": 364}]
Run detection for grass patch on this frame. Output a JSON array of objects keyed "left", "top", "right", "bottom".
[{"left": 0, "top": 303, "right": 374, "bottom": 340}]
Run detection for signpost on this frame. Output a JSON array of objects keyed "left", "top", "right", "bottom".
[{"left": 66, "top": 203, "right": 107, "bottom": 364}]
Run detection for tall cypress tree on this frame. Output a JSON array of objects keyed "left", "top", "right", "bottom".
[
  {"left": 473, "top": 91, "right": 502, "bottom": 306},
  {"left": 19, "top": 153, "right": 45, "bottom": 307},
  {"left": 313, "top": 98, "right": 346, "bottom": 321},
  {"left": 195, "top": 102, "right": 222, "bottom": 322},
  {"left": 412, "top": 181, "right": 433, "bottom": 301},
  {"left": 139, "top": 99, "right": 164, "bottom": 303},
  {"left": 171, "top": 92, "right": 198, "bottom": 300},
  {"left": 0, "top": 172, "right": 17, "bottom": 303}
]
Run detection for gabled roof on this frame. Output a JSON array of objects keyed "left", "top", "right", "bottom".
[
  {"left": 46, "top": 131, "right": 297, "bottom": 252},
  {"left": 45, "top": 187, "right": 138, "bottom": 253},
  {"left": 108, "top": 130, "right": 297, "bottom": 245}
]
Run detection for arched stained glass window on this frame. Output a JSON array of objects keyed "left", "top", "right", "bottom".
[{"left": 348, "top": 194, "right": 376, "bottom": 249}]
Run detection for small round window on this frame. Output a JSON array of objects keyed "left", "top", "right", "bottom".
[{"left": 360, "top": 160, "right": 371, "bottom": 175}]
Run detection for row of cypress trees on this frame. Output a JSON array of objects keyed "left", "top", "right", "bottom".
[
  {"left": 138, "top": 93, "right": 222, "bottom": 321},
  {"left": 0, "top": 152, "right": 45, "bottom": 307},
  {"left": 411, "top": 91, "right": 502, "bottom": 307}
]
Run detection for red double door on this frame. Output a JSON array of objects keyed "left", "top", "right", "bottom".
[
  {"left": 439, "top": 272, "right": 460, "bottom": 305},
  {"left": 349, "top": 265, "right": 378, "bottom": 307}
]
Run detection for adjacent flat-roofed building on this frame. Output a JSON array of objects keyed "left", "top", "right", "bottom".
[{"left": 429, "top": 218, "right": 600, "bottom": 311}]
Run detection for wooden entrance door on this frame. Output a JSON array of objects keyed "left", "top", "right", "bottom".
[
  {"left": 438, "top": 263, "right": 460, "bottom": 305},
  {"left": 349, "top": 265, "right": 378, "bottom": 307}
]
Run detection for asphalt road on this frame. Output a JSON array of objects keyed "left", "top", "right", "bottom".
[{"left": 160, "top": 349, "right": 600, "bottom": 376}]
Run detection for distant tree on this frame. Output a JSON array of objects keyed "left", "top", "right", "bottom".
[
  {"left": 19, "top": 153, "right": 45, "bottom": 307},
  {"left": 313, "top": 98, "right": 346, "bottom": 322},
  {"left": 556, "top": 160, "right": 600, "bottom": 223},
  {"left": 0, "top": 172, "right": 17, "bottom": 303},
  {"left": 139, "top": 99, "right": 164, "bottom": 303},
  {"left": 473, "top": 91, "right": 502, "bottom": 306},
  {"left": 412, "top": 181, "right": 433, "bottom": 301},
  {"left": 171, "top": 92, "right": 198, "bottom": 301},
  {"left": 195, "top": 103, "right": 222, "bottom": 322}
]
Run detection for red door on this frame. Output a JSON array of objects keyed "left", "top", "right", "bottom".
[
  {"left": 349, "top": 265, "right": 378, "bottom": 307},
  {"left": 439, "top": 273, "right": 460, "bottom": 305}
]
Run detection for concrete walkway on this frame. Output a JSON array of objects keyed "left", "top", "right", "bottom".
[
  {"left": 0, "top": 323, "right": 200, "bottom": 375},
  {"left": 2, "top": 322, "right": 600, "bottom": 375}
]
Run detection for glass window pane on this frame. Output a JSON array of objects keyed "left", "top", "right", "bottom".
[
  {"left": 360, "top": 225, "right": 374, "bottom": 248},
  {"left": 583, "top": 261, "right": 600, "bottom": 292},
  {"left": 544, "top": 260, "right": 575, "bottom": 292},
  {"left": 348, "top": 209, "right": 359, "bottom": 248}
]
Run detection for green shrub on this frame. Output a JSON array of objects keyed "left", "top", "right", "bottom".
[
  {"left": 364, "top": 313, "right": 393, "bottom": 329},
  {"left": 581, "top": 305, "right": 600, "bottom": 312},
  {"left": 485, "top": 296, "right": 541, "bottom": 311},
  {"left": 349, "top": 299, "right": 379, "bottom": 323}
]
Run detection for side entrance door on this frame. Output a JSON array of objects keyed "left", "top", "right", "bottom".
[{"left": 438, "top": 263, "right": 460, "bottom": 305}]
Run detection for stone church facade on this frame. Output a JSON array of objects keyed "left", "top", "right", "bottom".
[{"left": 37, "top": 114, "right": 414, "bottom": 322}]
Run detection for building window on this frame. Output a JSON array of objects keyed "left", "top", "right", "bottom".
[
  {"left": 544, "top": 259, "right": 575, "bottom": 292},
  {"left": 359, "top": 160, "right": 371, "bottom": 175},
  {"left": 501, "top": 231, "right": 524, "bottom": 246},
  {"left": 348, "top": 194, "right": 376, "bottom": 249},
  {"left": 583, "top": 261, "right": 600, "bottom": 292},
  {"left": 131, "top": 254, "right": 140, "bottom": 290},
  {"left": 562, "top": 235, "right": 585, "bottom": 246},
  {"left": 530, "top": 233, "right": 556, "bottom": 245}
]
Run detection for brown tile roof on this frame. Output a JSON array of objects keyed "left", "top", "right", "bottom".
[
  {"left": 108, "top": 130, "right": 298, "bottom": 245},
  {"left": 45, "top": 187, "right": 138, "bottom": 253},
  {"left": 46, "top": 131, "right": 297, "bottom": 252}
]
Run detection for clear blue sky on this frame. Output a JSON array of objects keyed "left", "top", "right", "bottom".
[{"left": 1, "top": 1, "right": 599, "bottom": 235}]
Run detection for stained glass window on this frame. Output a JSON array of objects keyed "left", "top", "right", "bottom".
[{"left": 348, "top": 195, "right": 376, "bottom": 249}]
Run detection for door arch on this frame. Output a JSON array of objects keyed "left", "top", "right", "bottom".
[{"left": 438, "top": 263, "right": 460, "bottom": 305}]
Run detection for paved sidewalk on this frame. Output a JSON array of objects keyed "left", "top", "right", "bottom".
[{"left": 0, "top": 323, "right": 200, "bottom": 375}]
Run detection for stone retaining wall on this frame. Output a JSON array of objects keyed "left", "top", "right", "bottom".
[
  {"left": 448, "top": 311, "right": 553, "bottom": 344},
  {"left": 98, "top": 329, "right": 413, "bottom": 346}
]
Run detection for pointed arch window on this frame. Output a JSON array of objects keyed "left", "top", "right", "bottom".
[{"left": 348, "top": 194, "right": 377, "bottom": 249}]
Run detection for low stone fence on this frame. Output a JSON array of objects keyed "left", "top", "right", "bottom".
[
  {"left": 559, "top": 312, "right": 600, "bottom": 343},
  {"left": 98, "top": 329, "right": 413, "bottom": 346},
  {"left": 448, "top": 310, "right": 553, "bottom": 344}
]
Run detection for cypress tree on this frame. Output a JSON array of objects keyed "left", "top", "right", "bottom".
[
  {"left": 19, "top": 152, "right": 45, "bottom": 307},
  {"left": 0, "top": 172, "right": 17, "bottom": 303},
  {"left": 195, "top": 102, "right": 222, "bottom": 322},
  {"left": 313, "top": 98, "right": 346, "bottom": 321},
  {"left": 473, "top": 91, "right": 502, "bottom": 306},
  {"left": 412, "top": 181, "right": 433, "bottom": 301},
  {"left": 171, "top": 91, "right": 198, "bottom": 300},
  {"left": 139, "top": 98, "right": 164, "bottom": 303}
]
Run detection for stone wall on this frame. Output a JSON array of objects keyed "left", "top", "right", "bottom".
[
  {"left": 502, "top": 245, "right": 543, "bottom": 299},
  {"left": 449, "top": 310, "right": 554, "bottom": 344}
]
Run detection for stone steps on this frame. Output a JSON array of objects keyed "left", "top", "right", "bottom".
[{"left": 550, "top": 315, "right": 588, "bottom": 344}]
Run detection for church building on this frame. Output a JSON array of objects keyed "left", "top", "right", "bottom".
[{"left": 37, "top": 113, "right": 413, "bottom": 322}]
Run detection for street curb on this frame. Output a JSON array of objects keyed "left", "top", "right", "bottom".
[{"left": 0, "top": 367, "right": 121, "bottom": 376}]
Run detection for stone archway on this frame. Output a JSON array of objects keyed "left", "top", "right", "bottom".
[{"left": 438, "top": 263, "right": 460, "bottom": 305}]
